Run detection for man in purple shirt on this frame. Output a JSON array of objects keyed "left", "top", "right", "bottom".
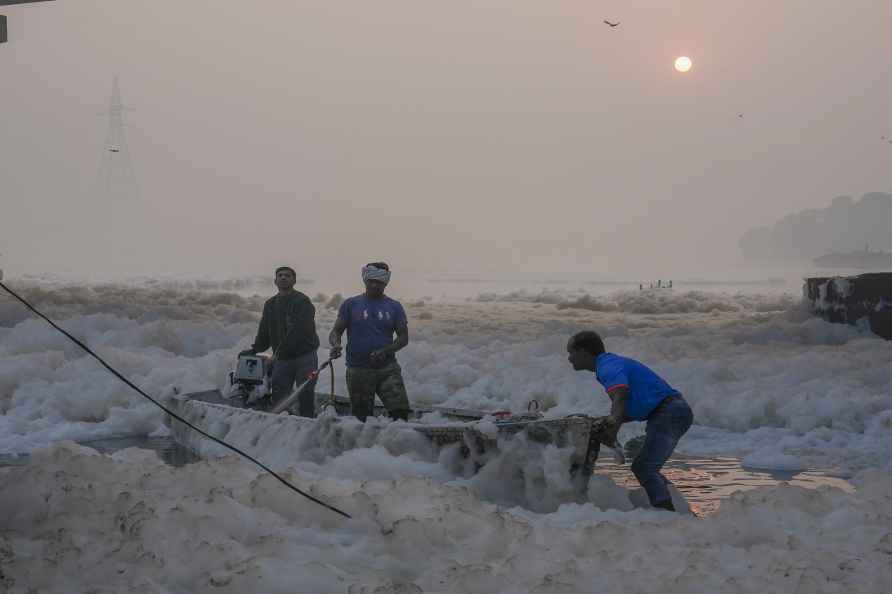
[
  {"left": 567, "top": 330, "right": 694, "bottom": 511},
  {"left": 329, "top": 262, "right": 411, "bottom": 421}
]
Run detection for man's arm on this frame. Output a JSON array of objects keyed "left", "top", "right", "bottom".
[
  {"left": 597, "top": 386, "right": 630, "bottom": 445},
  {"left": 328, "top": 317, "right": 348, "bottom": 358},
  {"left": 606, "top": 386, "right": 630, "bottom": 425},
  {"left": 370, "top": 323, "right": 409, "bottom": 362},
  {"left": 243, "top": 302, "right": 271, "bottom": 355}
]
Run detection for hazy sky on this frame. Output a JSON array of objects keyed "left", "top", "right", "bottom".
[{"left": 2, "top": 1, "right": 890, "bottom": 282}]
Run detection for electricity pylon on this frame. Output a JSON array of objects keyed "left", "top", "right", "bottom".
[{"left": 94, "top": 76, "right": 140, "bottom": 202}]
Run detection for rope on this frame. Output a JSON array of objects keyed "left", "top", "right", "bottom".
[
  {"left": 328, "top": 357, "right": 336, "bottom": 409},
  {"left": 328, "top": 362, "right": 334, "bottom": 406},
  {"left": 315, "top": 357, "right": 337, "bottom": 413},
  {"left": 0, "top": 280, "right": 351, "bottom": 520}
]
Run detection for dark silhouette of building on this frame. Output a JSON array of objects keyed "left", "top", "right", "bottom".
[{"left": 1, "top": 0, "right": 56, "bottom": 45}]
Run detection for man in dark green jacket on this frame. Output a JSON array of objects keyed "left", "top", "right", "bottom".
[{"left": 241, "top": 266, "right": 320, "bottom": 416}]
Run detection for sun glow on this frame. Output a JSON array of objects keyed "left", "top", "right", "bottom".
[{"left": 674, "top": 56, "right": 692, "bottom": 73}]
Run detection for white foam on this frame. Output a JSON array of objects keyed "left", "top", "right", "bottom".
[
  {"left": 1, "top": 442, "right": 889, "bottom": 593},
  {"left": 2, "top": 280, "right": 891, "bottom": 476},
  {"left": 4, "top": 278, "right": 892, "bottom": 590}
]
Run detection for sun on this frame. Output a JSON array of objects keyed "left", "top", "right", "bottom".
[{"left": 674, "top": 56, "right": 692, "bottom": 73}]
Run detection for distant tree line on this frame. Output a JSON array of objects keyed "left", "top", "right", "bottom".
[{"left": 739, "top": 192, "right": 892, "bottom": 262}]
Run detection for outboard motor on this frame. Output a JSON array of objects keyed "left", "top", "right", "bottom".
[{"left": 226, "top": 354, "right": 272, "bottom": 405}]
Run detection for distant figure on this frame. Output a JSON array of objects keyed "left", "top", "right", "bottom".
[
  {"left": 668, "top": 280, "right": 673, "bottom": 288},
  {"left": 329, "top": 262, "right": 411, "bottom": 422},
  {"left": 241, "top": 266, "right": 320, "bottom": 416},
  {"left": 639, "top": 283, "right": 643, "bottom": 291},
  {"left": 603, "top": 20, "right": 620, "bottom": 27},
  {"left": 567, "top": 331, "right": 693, "bottom": 511}
]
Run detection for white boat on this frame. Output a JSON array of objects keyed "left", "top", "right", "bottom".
[
  {"left": 163, "top": 353, "right": 625, "bottom": 494},
  {"left": 164, "top": 388, "right": 616, "bottom": 492}
]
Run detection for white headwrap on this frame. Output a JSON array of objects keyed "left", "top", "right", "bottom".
[{"left": 362, "top": 265, "right": 391, "bottom": 284}]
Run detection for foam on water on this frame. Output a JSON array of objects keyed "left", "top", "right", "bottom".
[
  {"left": 2, "top": 278, "right": 892, "bottom": 591},
  {"left": 1, "top": 442, "right": 889, "bottom": 593},
  {"left": 2, "top": 280, "right": 891, "bottom": 472}
]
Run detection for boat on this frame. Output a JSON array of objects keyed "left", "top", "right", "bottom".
[
  {"left": 164, "top": 360, "right": 622, "bottom": 493},
  {"left": 803, "top": 272, "right": 892, "bottom": 339}
]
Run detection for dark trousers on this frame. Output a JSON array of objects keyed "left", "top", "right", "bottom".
[
  {"left": 269, "top": 351, "right": 318, "bottom": 417},
  {"left": 631, "top": 396, "right": 694, "bottom": 507}
]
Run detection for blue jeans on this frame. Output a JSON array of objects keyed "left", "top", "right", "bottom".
[{"left": 631, "top": 396, "right": 693, "bottom": 507}]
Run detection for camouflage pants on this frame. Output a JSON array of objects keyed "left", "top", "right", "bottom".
[{"left": 345, "top": 362, "right": 410, "bottom": 421}]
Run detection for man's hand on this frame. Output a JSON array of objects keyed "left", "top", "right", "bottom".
[
  {"left": 369, "top": 350, "right": 386, "bottom": 364},
  {"left": 328, "top": 335, "right": 343, "bottom": 360},
  {"left": 591, "top": 415, "right": 621, "bottom": 447}
]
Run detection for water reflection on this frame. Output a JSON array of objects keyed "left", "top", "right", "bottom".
[
  {"left": 595, "top": 455, "right": 854, "bottom": 516},
  {"left": 78, "top": 436, "right": 202, "bottom": 466},
  {"left": 0, "top": 436, "right": 200, "bottom": 468}
]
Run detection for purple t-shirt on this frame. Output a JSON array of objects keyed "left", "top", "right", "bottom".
[{"left": 337, "top": 295, "right": 408, "bottom": 368}]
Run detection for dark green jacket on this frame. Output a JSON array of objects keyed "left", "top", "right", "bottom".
[{"left": 251, "top": 291, "right": 319, "bottom": 359}]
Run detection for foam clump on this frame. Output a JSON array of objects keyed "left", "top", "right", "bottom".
[
  {"left": 742, "top": 449, "right": 805, "bottom": 471},
  {"left": 475, "top": 287, "right": 797, "bottom": 315},
  {"left": 1, "top": 442, "right": 891, "bottom": 593}
]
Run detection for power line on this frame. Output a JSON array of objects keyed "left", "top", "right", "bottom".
[{"left": 0, "top": 278, "right": 352, "bottom": 520}]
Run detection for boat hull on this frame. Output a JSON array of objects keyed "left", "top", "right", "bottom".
[
  {"left": 804, "top": 273, "right": 892, "bottom": 339},
  {"left": 164, "top": 390, "right": 603, "bottom": 480}
]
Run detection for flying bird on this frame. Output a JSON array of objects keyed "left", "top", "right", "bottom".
[{"left": 603, "top": 20, "right": 620, "bottom": 28}]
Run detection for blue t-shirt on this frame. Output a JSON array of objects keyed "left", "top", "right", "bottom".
[
  {"left": 337, "top": 295, "right": 408, "bottom": 368},
  {"left": 595, "top": 353, "right": 680, "bottom": 421}
]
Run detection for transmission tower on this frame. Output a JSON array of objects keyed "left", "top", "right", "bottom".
[{"left": 94, "top": 76, "right": 139, "bottom": 201}]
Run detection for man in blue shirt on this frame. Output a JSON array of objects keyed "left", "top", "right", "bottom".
[
  {"left": 329, "top": 262, "right": 411, "bottom": 421},
  {"left": 567, "top": 330, "right": 694, "bottom": 511}
]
